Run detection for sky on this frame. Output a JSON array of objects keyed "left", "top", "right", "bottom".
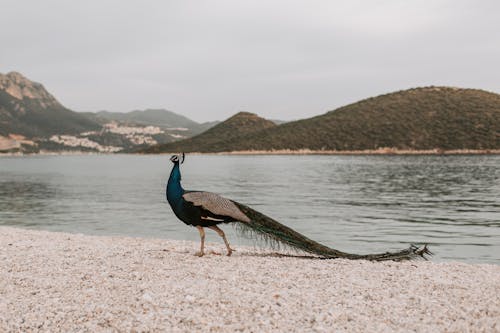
[{"left": 1, "top": 0, "right": 499, "bottom": 122}]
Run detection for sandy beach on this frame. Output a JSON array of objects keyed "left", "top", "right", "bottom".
[{"left": 1, "top": 227, "right": 499, "bottom": 332}]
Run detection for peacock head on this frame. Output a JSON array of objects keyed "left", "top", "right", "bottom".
[{"left": 170, "top": 153, "right": 185, "bottom": 165}]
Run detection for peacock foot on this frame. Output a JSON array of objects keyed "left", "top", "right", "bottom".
[{"left": 194, "top": 251, "right": 204, "bottom": 257}]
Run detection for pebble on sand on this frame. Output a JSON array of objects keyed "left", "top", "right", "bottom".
[{"left": 0, "top": 227, "right": 499, "bottom": 332}]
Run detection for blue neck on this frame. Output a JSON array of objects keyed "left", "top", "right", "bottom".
[{"left": 167, "top": 163, "right": 184, "bottom": 203}]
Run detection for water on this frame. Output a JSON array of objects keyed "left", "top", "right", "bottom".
[{"left": 0, "top": 154, "right": 499, "bottom": 264}]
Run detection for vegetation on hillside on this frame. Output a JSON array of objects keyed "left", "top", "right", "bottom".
[{"left": 141, "top": 87, "right": 500, "bottom": 153}]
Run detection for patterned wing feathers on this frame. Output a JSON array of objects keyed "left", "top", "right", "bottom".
[{"left": 183, "top": 192, "right": 250, "bottom": 223}]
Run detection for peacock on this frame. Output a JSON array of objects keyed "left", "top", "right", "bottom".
[{"left": 166, "top": 153, "right": 431, "bottom": 261}]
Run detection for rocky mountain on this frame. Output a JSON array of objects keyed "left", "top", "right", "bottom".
[
  {"left": 141, "top": 87, "right": 500, "bottom": 153},
  {"left": 140, "top": 112, "right": 277, "bottom": 153},
  {"left": 0, "top": 72, "right": 100, "bottom": 139},
  {"left": 0, "top": 72, "right": 216, "bottom": 153}
]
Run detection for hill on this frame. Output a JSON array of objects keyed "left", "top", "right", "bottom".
[
  {"left": 142, "top": 87, "right": 500, "bottom": 153},
  {"left": 235, "top": 86, "right": 500, "bottom": 151},
  {"left": 141, "top": 112, "right": 277, "bottom": 153},
  {"left": 0, "top": 71, "right": 100, "bottom": 138}
]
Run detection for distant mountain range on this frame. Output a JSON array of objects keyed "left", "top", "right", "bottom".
[
  {"left": 81, "top": 109, "right": 217, "bottom": 136},
  {"left": 1, "top": 71, "right": 499, "bottom": 154},
  {"left": 141, "top": 87, "right": 500, "bottom": 153},
  {"left": 0, "top": 71, "right": 217, "bottom": 153}
]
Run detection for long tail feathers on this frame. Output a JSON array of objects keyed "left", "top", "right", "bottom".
[{"left": 233, "top": 202, "right": 432, "bottom": 262}]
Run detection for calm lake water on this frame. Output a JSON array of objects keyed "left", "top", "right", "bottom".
[{"left": 0, "top": 154, "right": 499, "bottom": 264}]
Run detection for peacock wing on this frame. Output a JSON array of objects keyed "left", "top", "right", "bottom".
[{"left": 182, "top": 191, "right": 250, "bottom": 223}]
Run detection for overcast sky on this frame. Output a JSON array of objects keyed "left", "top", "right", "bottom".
[{"left": 1, "top": 1, "right": 499, "bottom": 122}]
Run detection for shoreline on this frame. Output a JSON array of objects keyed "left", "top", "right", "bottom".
[
  {"left": 183, "top": 148, "right": 500, "bottom": 155},
  {"left": 1, "top": 226, "right": 499, "bottom": 332},
  {"left": 2, "top": 148, "right": 500, "bottom": 157}
]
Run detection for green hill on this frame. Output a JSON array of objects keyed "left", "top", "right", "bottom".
[
  {"left": 141, "top": 86, "right": 500, "bottom": 153},
  {"left": 141, "top": 112, "right": 277, "bottom": 153}
]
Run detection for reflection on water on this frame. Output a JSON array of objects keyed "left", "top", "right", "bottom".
[{"left": 0, "top": 154, "right": 499, "bottom": 264}]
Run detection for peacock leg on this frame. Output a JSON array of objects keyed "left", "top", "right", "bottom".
[
  {"left": 208, "top": 225, "right": 234, "bottom": 256},
  {"left": 195, "top": 225, "right": 205, "bottom": 257}
]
